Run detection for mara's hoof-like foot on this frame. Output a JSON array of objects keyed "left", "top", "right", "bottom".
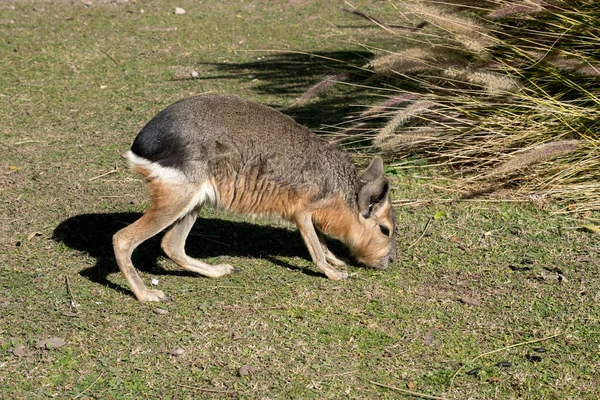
[
  {"left": 182, "top": 260, "right": 240, "bottom": 279},
  {"left": 137, "top": 288, "right": 171, "bottom": 303},
  {"left": 325, "top": 270, "right": 349, "bottom": 281},
  {"left": 211, "top": 263, "right": 238, "bottom": 278}
]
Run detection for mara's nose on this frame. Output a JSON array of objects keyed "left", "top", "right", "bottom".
[{"left": 388, "top": 254, "right": 396, "bottom": 264}]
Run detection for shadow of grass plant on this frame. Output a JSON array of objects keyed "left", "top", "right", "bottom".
[{"left": 300, "top": 0, "right": 600, "bottom": 214}]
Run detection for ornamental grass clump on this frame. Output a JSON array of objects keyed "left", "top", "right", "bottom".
[{"left": 304, "top": 0, "right": 600, "bottom": 212}]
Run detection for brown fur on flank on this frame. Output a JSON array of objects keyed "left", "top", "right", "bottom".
[{"left": 112, "top": 95, "right": 397, "bottom": 302}]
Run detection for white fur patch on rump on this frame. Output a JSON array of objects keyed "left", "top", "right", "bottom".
[
  {"left": 125, "top": 150, "right": 218, "bottom": 209},
  {"left": 125, "top": 150, "right": 187, "bottom": 182}
]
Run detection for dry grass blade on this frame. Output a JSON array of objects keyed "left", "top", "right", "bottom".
[
  {"left": 450, "top": 331, "right": 564, "bottom": 389},
  {"left": 319, "top": 0, "right": 599, "bottom": 209},
  {"left": 72, "top": 372, "right": 104, "bottom": 399},
  {"left": 379, "top": 127, "right": 440, "bottom": 152},
  {"left": 341, "top": 8, "right": 415, "bottom": 31},
  {"left": 297, "top": 73, "right": 350, "bottom": 103},
  {"left": 370, "top": 380, "right": 449, "bottom": 400},
  {"left": 376, "top": 101, "right": 435, "bottom": 144},
  {"left": 368, "top": 47, "right": 465, "bottom": 75},
  {"left": 487, "top": 0, "right": 566, "bottom": 18},
  {"left": 361, "top": 94, "right": 420, "bottom": 116},
  {"left": 410, "top": 2, "right": 494, "bottom": 52},
  {"left": 443, "top": 68, "right": 520, "bottom": 95},
  {"left": 488, "top": 140, "right": 581, "bottom": 177},
  {"left": 548, "top": 56, "right": 600, "bottom": 77},
  {"left": 175, "top": 384, "right": 238, "bottom": 394}
]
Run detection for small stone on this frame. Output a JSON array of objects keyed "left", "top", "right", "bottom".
[
  {"left": 459, "top": 296, "right": 481, "bottom": 307},
  {"left": 153, "top": 308, "right": 169, "bottom": 315},
  {"left": 174, "top": 7, "right": 186, "bottom": 15},
  {"left": 151, "top": 278, "right": 159, "bottom": 286},
  {"left": 37, "top": 337, "right": 67, "bottom": 350},
  {"left": 168, "top": 348, "right": 185, "bottom": 356},
  {"left": 11, "top": 346, "right": 28, "bottom": 357},
  {"left": 238, "top": 365, "right": 260, "bottom": 377},
  {"left": 231, "top": 331, "right": 243, "bottom": 341},
  {"left": 190, "top": 71, "right": 199, "bottom": 78}
]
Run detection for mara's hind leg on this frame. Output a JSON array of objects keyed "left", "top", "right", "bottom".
[
  {"left": 113, "top": 182, "right": 198, "bottom": 302},
  {"left": 161, "top": 207, "right": 238, "bottom": 278}
]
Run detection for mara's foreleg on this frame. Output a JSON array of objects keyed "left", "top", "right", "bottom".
[
  {"left": 295, "top": 212, "right": 348, "bottom": 280},
  {"left": 316, "top": 231, "right": 348, "bottom": 267}
]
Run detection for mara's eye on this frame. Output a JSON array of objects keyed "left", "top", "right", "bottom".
[{"left": 379, "top": 224, "right": 390, "bottom": 237}]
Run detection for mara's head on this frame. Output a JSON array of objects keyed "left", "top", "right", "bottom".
[{"left": 350, "top": 157, "right": 397, "bottom": 269}]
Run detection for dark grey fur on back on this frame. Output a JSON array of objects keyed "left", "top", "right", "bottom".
[{"left": 131, "top": 94, "right": 359, "bottom": 206}]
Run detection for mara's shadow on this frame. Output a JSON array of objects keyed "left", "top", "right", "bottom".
[
  {"left": 52, "top": 213, "right": 345, "bottom": 297},
  {"left": 196, "top": 51, "right": 376, "bottom": 129}
]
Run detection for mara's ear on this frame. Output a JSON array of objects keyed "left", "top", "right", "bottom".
[
  {"left": 360, "top": 156, "right": 384, "bottom": 183},
  {"left": 358, "top": 177, "right": 390, "bottom": 218}
]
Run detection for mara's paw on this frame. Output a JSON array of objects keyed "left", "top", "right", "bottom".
[
  {"left": 137, "top": 289, "right": 171, "bottom": 303},
  {"left": 325, "top": 270, "right": 348, "bottom": 281},
  {"left": 212, "top": 263, "right": 238, "bottom": 278}
]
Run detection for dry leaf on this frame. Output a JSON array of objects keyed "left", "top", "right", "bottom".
[
  {"left": 407, "top": 381, "right": 416, "bottom": 389},
  {"left": 581, "top": 225, "right": 600, "bottom": 234},
  {"left": 27, "top": 232, "right": 42, "bottom": 241}
]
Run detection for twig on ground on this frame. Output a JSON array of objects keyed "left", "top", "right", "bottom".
[
  {"left": 324, "top": 369, "right": 359, "bottom": 377},
  {"left": 72, "top": 372, "right": 104, "bottom": 399},
  {"left": 407, "top": 216, "right": 432, "bottom": 249},
  {"left": 65, "top": 275, "right": 78, "bottom": 313},
  {"left": 13, "top": 140, "right": 44, "bottom": 145},
  {"left": 341, "top": 7, "right": 415, "bottom": 32},
  {"left": 99, "top": 49, "right": 119, "bottom": 65},
  {"left": 450, "top": 331, "right": 564, "bottom": 389},
  {"left": 370, "top": 380, "right": 448, "bottom": 400},
  {"left": 219, "top": 305, "right": 286, "bottom": 311},
  {"left": 175, "top": 384, "right": 237, "bottom": 394},
  {"left": 89, "top": 163, "right": 118, "bottom": 181}
]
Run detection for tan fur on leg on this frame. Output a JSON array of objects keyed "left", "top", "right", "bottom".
[
  {"left": 112, "top": 181, "right": 199, "bottom": 302},
  {"left": 295, "top": 212, "right": 348, "bottom": 280},
  {"left": 317, "top": 231, "right": 348, "bottom": 268}
]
